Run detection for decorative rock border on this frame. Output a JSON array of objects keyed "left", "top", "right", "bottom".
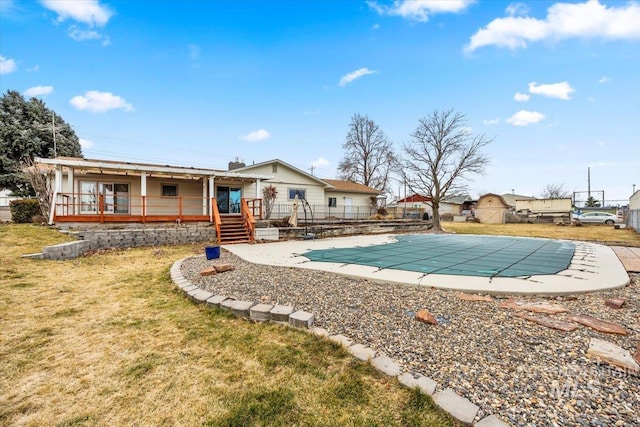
[{"left": 170, "top": 257, "right": 511, "bottom": 426}]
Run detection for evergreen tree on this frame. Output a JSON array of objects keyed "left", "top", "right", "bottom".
[{"left": 0, "top": 90, "right": 82, "bottom": 195}]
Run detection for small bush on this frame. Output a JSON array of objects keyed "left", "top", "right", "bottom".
[
  {"left": 377, "top": 207, "right": 388, "bottom": 216},
  {"left": 440, "top": 212, "right": 454, "bottom": 222},
  {"left": 9, "top": 198, "right": 41, "bottom": 223}
]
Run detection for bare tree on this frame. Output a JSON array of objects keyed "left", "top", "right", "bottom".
[
  {"left": 540, "top": 183, "right": 571, "bottom": 199},
  {"left": 21, "top": 158, "right": 52, "bottom": 218},
  {"left": 402, "top": 109, "right": 492, "bottom": 231},
  {"left": 338, "top": 113, "right": 397, "bottom": 191},
  {"left": 262, "top": 184, "right": 278, "bottom": 220}
]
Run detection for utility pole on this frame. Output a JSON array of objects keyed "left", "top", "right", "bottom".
[
  {"left": 52, "top": 112, "right": 57, "bottom": 158},
  {"left": 587, "top": 167, "right": 591, "bottom": 199},
  {"left": 309, "top": 165, "right": 315, "bottom": 176}
]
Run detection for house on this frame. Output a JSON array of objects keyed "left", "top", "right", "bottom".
[
  {"left": 440, "top": 195, "right": 475, "bottom": 216},
  {"left": 475, "top": 193, "right": 511, "bottom": 224},
  {"left": 500, "top": 193, "right": 535, "bottom": 209},
  {"left": 322, "top": 179, "right": 381, "bottom": 219},
  {"left": 628, "top": 190, "right": 640, "bottom": 231},
  {"left": 387, "top": 194, "right": 433, "bottom": 219},
  {"left": 234, "top": 159, "right": 381, "bottom": 220},
  {"left": 386, "top": 193, "right": 474, "bottom": 219},
  {"left": 33, "top": 156, "right": 381, "bottom": 241}
]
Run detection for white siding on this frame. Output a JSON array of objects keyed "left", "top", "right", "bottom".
[{"left": 240, "top": 162, "right": 326, "bottom": 207}]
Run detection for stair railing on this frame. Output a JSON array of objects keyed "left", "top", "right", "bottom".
[
  {"left": 212, "top": 198, "right": 221, "bottom": 242},
  {"left": 241, "top": 198, "right": 255, "bottom": 241}
]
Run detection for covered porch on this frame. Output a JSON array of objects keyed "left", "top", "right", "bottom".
[{"left": 35, "top": 157, "right": 269, "bottom": 229}]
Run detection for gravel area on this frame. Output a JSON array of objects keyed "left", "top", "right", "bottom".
[{"left": 181, "top": 248, "right": 640, "bottom": 427}]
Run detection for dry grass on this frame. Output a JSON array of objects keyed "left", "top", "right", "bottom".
[
  {"left": 0, "top": 224, "right": 457, "bottom": 427},
  {"left": 442, "top": 222, "right": 640, "bottom": 246}
]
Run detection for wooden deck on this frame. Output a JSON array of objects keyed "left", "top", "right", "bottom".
[{"left": 611, "top": 246, "right": 640, "bottom": 272}]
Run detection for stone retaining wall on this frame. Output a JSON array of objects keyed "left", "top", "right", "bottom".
[
  {"left": 275, "top": 221, "right": 432, "bottom": 240},
  {"left": 42, "top": 225, "right": 217, "bottom": 260}
]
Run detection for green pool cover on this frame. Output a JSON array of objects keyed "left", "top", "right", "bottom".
[{"left": 303, "top": 235, "right": 576, "bottom": 278}]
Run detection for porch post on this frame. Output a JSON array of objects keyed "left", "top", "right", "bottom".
[
  {"left": 67, "top": 167, "right": 74, "bottom": 214},
  {"left": 140, "top": 172, "right": 147, "bottom": 220},
  {"left": 55, "top": 165, "right": 63, "bottom": 192},
  {"left": 202, "top": 178, "right": 207, "bottom": 215},
  {"left": 208, "top": 176, "right": 215, "bottom": 221},
  {"left": 256, "top": 178, "right": 261, "bottom": 198}
]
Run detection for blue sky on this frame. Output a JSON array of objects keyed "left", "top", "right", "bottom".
[{"left": 1, "top": 0, "right": 639, "bottom": 204}]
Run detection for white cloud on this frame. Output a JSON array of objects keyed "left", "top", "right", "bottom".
[
  {"left": 311, "top": 157, "right": 330, "bottom": 168},
  {"left": 339, "top": 67, "right": 378, "bottom": 87},
  {"left": 506, "top": 3, "right": 530, "bottom": 17},
  {"left": 24, "top": 85, "right": 54, "bottom": 97},
  {"left": 528, "top": 81, "right": 575, "bottom": 100},
  {"left": 69, "top": 26, "right": 101, "bottom": 41},
  {"left": 240, "top": 129, "right": 271, "bottom": 142},
  {"left": 465, "top": 0, "right": 640, "bottom": 52},
  {"left": 70, "top": 90, "right": 134, "bottom": 113},
  {"left": 483, "top": 117, "right": 500, "bottom": 125},
  {"left": 79, "top": 138, "right": 94, "bottom": 149},
  {"left": 506, "top": 110, "right": 545, "bottom": 126},
  {"left": 41, "top": 0, "right": 113, "bottom": 26},
  {"left": 0, "top": 55, "right": 17, "bottom": 74},
  {"left": 369, "top": 0, "right": 475, "bottom": 22},
  {"left": 514, "top": 92, "right": 530, "bottom": 102},
  {"left": 27, "top": 64, "right": 40, "bottom": 72},
  {"left": 598, "top": 76, "right": 611, "bottom": 83}
]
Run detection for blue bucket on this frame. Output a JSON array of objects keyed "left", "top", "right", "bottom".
[{"left": 205, "top": 246, "right": 220, "bottom": 260}]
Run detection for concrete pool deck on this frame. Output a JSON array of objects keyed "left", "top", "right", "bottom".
[{"left": 224, "top": 234, "right": 630, "bottom": 295}]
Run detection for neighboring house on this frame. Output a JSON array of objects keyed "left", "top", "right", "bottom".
[
  {"left": 387, "top": 194, "right": 433, "bottom": 219},
  {"left": 630, "top": 190, "right": 640, "bottom": 210},
  {"left": 0, "top": 188, "right": 19, "bottom": 207},
  {"left": 0, "top": 189, "right": 19, "bottom": 222},
  {"left": 515, "top": 198, "right": 572, "bottom": 215},
  {"left": 501, "top": 193, "right": 535, "bottom": 209},
  {"left": 387, "top": 194, "right": 474, "bottom": 219},
  {"left": 628, "top": 190, "right": 640, "bottom": 231},
  {"left": 441, "top": 195, "right": 475, "bottom": 216},
  {"left": 475, "top": 193, "right": 511, "bottom": 224}
]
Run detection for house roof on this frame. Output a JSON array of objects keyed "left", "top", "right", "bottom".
[
  {"left": 322, "top": 179, "right": 380, "bottom": 194},
  {"left": 395, "top": 194, "right": 432, "bottom": 203},
  {"left": 34, "top": 157, "right": 272, "bottom": 180},
  {"left": 234, "top": 158, "right": 332, "bottom": 187},
  {"left": 478, "top": 193, "right": 510, "bottom": 208},
  {"left": 442, "top": 195, "right": 473, "bottom": 205},
  {"left": 500, "top": 193, "right": 535, "bottom": 207}
]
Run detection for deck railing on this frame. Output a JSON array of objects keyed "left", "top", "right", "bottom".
[
  {"left": 51, "top": 192, "right": 218, "bottom": 223},
  {"left": 241, "top": 198, "right": 256, "bottom": 238}
]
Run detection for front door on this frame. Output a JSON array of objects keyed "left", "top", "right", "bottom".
[
  {"left": 216, "top": 186, "right": 242, "bottom": 214},
  {"left": 344, "top": 197, "right": 353, "bottom": 219}
]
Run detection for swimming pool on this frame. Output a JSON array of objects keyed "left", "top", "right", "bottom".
[{"left": 303, "top": 234, "right": 575, "bottom": 278}]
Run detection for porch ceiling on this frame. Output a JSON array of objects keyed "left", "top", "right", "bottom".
[{"left": 35, "top": 157, "right": 272, "bottom": 181}]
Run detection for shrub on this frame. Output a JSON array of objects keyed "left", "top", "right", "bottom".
[
  {"left": 440, "top": 212, "right": 454, "bottom": 222},
  {"left": 377, "top": 207, "right": 388, "bottom": 216},
  {"left": 10, "top": 198, "right": 42, "bottom": 223}
]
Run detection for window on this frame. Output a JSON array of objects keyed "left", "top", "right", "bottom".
[
  {"left": 162, "top": 184, "right": 178, "bottom": 197},
  {"left": 272, "top": 164, "right": 278, "bottom": 173},
  {"left": 288, "top": 188, "right": 306, "bottom": 200},
  {"left": 328, "top": 197, "right": 337, "bottom": 208},
  {"left": 79, "top": 181, "right": 129, "bottom": 214}
]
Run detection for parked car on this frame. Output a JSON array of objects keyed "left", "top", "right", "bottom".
[{"left": 576, "top": 212, "right": 620, "bottom": 225}]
